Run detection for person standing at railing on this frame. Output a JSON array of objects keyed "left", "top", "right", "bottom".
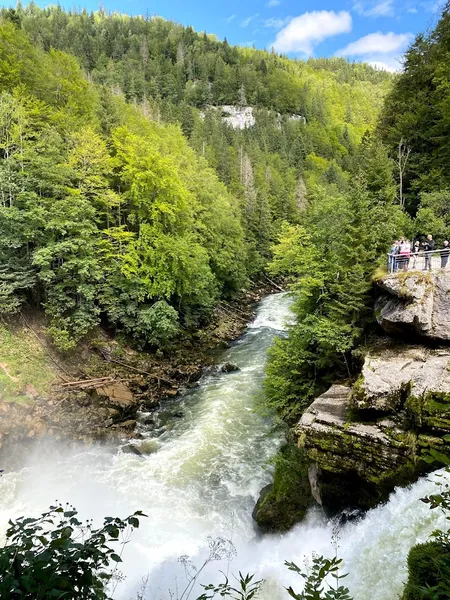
[
  {"left": 411, "top": 240, "right": 420, "bottom": 269},
  {"left": 422, "top": 235, "right": 436, "bottom": 270},
  {"left": 440, "top": 240, "right": 450, "bottom": 268},
  {"left": 388, "top": 240, "right": 399, "bottom": 273},
  {"left": 398, "top": 239, "right": 411, "bottom": 271}
]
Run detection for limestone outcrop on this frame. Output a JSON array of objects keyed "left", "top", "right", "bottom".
[
  {"left": 286, "top": 271, "right": 450, "bottom": 517},
  {"left": 296, "top": 345, "right": 450, "bottom": 512},
  {"left": 296, "top": 384, "right": 411, "bottom": 479},
  {"left": 376, "top": 272, "right": 450, "bottom": 341}
]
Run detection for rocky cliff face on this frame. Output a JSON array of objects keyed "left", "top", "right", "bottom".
[
  {"left": 253, "top": 271, "right": 450, "bottom": 528},
  {"left": 376, "top": 271, "right": 450, "bottom": 341},
  {"left": 296, "top": 339, "right": 450, "bottom": 513},
  {"left": 199, "top": 105, "right": 307, "bottom": 130}
]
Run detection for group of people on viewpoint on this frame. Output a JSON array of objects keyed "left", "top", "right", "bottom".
[{"left": 388, "top": 235, "right": 450, "bottom": 273}]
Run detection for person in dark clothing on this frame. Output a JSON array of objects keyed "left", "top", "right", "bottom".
[
  {"left": 441, "top": 240, "right": 450, "bottom": 268},
  {"left": 423, "top": 235, "right": 436, "bottom": 270},
  {"left": 388, "top": 240, "right": 398, "bottom": 273}
]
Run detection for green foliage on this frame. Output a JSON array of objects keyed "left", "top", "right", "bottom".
[
  {"left": 0, "top": 9, "right": 392, "bottom": 352},
  {"left": 285, "top": 555, "right": 352, "bottom": 600},
  {"left": 0, "top": 504, "right": 146, "bottom": 600},
  {"left": 0, "top": 21, "right": 247, "bottom": 349},
  {"left": 133, "top": 301, "right": 180, "bottom": 348},
  {"left": 1, "top": 3, "right": 391, "bottom": 270},
  {"left": 402, "top": 542, "right": 450, "bottom": 600},
  {"left": 380, "top": 4, "right": 450, "bottom": 213},
  {"left": 264, "top": 159, "right": 409, "bottom": 422},
  {"left": 414, "top": 189, "right": 450, "bottom": 242},
  {"left": 198, "top": 573, "right": 263, "bottom": 600},
  {"left": 253, "top": 444, "right": 312, "bottom": 532}
]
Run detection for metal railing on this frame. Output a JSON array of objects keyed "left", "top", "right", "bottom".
[{"left": 387, "top": 248, "right": 450, "bottom": 273}]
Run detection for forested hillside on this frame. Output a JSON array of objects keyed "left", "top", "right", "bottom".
[
  {"left": 0, "top": 5, "right": 393, "bottom": 353},
  {"left": 379, "top": 3, "right": 450, "bottom": 236},
  {"left": 0, "top": 4, "right": 390, "bottom": 348},
  {"left": 3, "top": 5, "right": 393, "bottom": 263},
  {"left": 0, "top": 20, "right": 247, "bottom": 350}
]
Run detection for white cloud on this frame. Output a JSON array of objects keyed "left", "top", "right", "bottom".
[
  {"left": 336, "top": 31, "right": 412, "bottom": 56},
  {"left": 415, "top": 0, "right": 444, "bottom": 12},
  {"left": 264, "top": 16, "right": 291, "bottom": 29},
  {"left": 272, "top": 10, "right": 352, "bottom": 55},
  {"left": 353, "top": 0, "right": 395, "bottom": 17},
  {"left": 226, "top": 14, "right": 236, "bottom": 23},
  {"left": 241, "top": 14, "right": 259, "bottom": 28},
  {"left": 336, "top": 31, "right": 413, "bottom": 73},
  {"left": 266, "top": 0, "right": 281, "bottom": 6}
]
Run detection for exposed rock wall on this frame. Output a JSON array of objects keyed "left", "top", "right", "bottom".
[
  {"left": 296, "top": 345, "right": 450, "bottom": 513},
  {"left": 376, "top": 272, "right": 450, "bottom": 341},
  {"left": 199, "top": 105, "right": 307, "bottom": 130}
]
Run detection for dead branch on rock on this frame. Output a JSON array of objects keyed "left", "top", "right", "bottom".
[
  {"left": 55, "top": 376, "right": 118, "bottom": 391},
  {"left": 97, "top": 349, "right": 173, "bottom": 386}
]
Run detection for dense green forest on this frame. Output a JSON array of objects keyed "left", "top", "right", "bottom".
[
  {"left": 379, "top": 2, "right": 450, "bottom": 233},
  {"left": 380, "top": 4, "right": 450, "bottom": 210},
  {"left": 4, "top": 3, "right": 450, "bottom": 599},
  {"left": 0, "top": 4, "right": 393, "bottom": 352},
  {"left": 264, "top": 2, "right": 450, "bottom": 422}
]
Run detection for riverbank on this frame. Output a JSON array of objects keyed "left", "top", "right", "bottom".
[
  {"left": 0, "top": 280, "right": 280, "bottom": 464},
  {"left": 1, "top": 294, "right": 446, "bottom": 600}
]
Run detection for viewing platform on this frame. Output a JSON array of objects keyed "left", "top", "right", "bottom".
[{"left": 387, "top": 248, "right": 450, "bottom": 273}]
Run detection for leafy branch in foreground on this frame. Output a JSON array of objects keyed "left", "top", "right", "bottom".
[
  {"left": 198, "top": 572, "right": 263, "bottom": 600},
  {"left": 285, "top": 554, "right": 352, "bottom": 600},
  {"left": 0, "top": 504, "right": 351, "bottom": 600},
  {"left": 0, "top": 503, "right": 146, "bottom": 600}
]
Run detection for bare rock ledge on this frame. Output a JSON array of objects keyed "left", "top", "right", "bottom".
[
  {"left": 295, "top": 346, "right": 450, "bottom": 512},
  {"left": 376, "top": 271, "right": 450, "bottom": 341}
]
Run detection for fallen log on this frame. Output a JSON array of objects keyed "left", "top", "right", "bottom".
[
  {"left": 97, "top": 350, "right": 173, "bottom": 386},
  {"left": 263, "top": 274, "right": 285, "bottom": 292},
  {"left": 55, "top": 376, "right": 117, "bottom": 390}
]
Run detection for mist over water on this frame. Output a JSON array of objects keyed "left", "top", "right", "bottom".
[{"left": 0, "top": 293, "right": 447, "bottom": 600}]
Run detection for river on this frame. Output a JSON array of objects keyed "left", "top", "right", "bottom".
[{"left": 0, "top": 293, "right": 447, "bottom": 599}]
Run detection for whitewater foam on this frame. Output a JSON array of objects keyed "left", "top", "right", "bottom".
[{"left": 0, "top": 293, "right": 445, "bottom": 599}]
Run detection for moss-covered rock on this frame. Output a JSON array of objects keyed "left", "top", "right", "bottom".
[
  {"left": 296, "top": 384, "right": 418, "bottom": 486},
  {"left": 349, "top": 345, "right": 450, "bottom": 415},
  {"left": 296, "top": 355, "right": 450, "bottom": 514},
  {"left": 252, "top": 444, "right": 312, "bottom": 533},
  {"left": 407, "top": 391, "right": 450, "bottom": 432},
  {"left": 402, "top": 541, "right": 450, "bottom": 599}
]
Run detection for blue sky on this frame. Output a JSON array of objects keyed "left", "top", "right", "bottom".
[{"left": 4, "top": 0, "right": 445, "bottom": 71}]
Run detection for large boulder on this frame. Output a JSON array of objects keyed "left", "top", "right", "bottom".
[
  {"left": 376, "top": 272, "right": 450, "bottom": 341},
  {"left": 352, "top": 345, "right": 450, "bottom": 415},
  {"left": 94, "top": 382, "right": 135, "bottom": 407},
  {"left": 296, "top": 385, "right": 413, "bottom": 511},
  {"left": 296, "top": 346, "right": 450, "bottom": 513},
  {"left": 252, "top": 444, "right": 312, "bottom": 532}
]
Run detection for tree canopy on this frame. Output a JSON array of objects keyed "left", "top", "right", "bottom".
[{"left": 0, "top": 9, "right": 391, "bottom": 351}]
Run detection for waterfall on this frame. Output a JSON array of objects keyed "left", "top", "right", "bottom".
[{"left": 0, "top": 293, "right": 446, "bottom": 599}]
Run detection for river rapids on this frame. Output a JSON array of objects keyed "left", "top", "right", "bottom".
[{"left": 0, "top": 293, "right": 447, "bottom": 599}]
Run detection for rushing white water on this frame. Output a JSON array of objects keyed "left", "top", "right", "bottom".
[{"left": 0, "top": 293, "right": 447, "bottom": 600}]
